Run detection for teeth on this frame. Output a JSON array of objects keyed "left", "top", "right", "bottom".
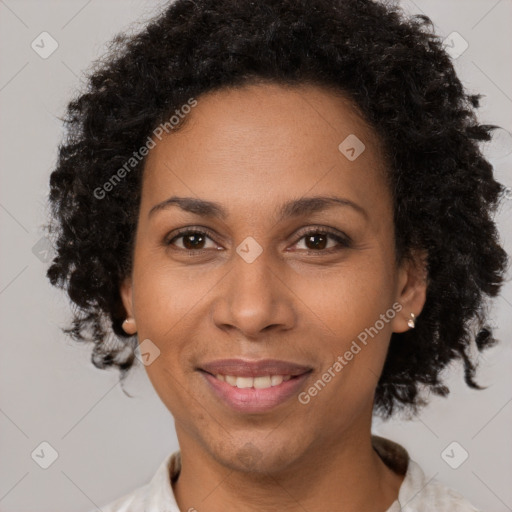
[
  {"left": 236, "top": 376, "right": 253, "bottom": 389},
  {"left": 271, "top": 375, "right": 284, "bottom": 386},
  {"left": 254, "top": 376, "right": 272, "bottom": 389},
  {"left": 214, "top": 374, "right": 292, "bottom": 389}
]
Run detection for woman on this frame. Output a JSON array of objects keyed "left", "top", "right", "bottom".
[{"left": 45, "top": 0, "right": 508, "bottom": 510}]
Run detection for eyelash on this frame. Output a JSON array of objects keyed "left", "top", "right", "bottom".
[{"left": 164, "top": 226, "right": 352, "bottom": 256}]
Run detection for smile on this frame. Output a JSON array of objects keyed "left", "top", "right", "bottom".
[
  {"left": 213, "top": 374, "right": 292, "bottom": 389},
  {"left": 199, "top": 370, "right": 311, "bottom": 413}
]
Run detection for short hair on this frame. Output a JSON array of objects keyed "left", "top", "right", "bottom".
[{"left": 45, "top": 0, "right": 509, "bottom": 417}]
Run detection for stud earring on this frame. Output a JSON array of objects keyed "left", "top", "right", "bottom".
[
  {"left": 122, "top": 318, "right": 137, "bottom": 334},
  {"left": 407, "top": 313, "right": 416, "bottom": 329}
]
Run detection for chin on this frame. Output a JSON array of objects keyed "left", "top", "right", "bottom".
[{"left": 213, "top": 437, "right": 306, "bottom": 475}]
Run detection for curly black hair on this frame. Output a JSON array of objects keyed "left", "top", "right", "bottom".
[{"left": 45, "top": 0, "right": 509, "bottom": 417}]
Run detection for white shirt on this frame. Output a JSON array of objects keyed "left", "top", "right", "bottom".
[{"left": 95, "top": 436, "right": 480, "bottom": 511}]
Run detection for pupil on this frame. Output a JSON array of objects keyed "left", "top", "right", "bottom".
[
  {"left": 306, "top": 234, "right": 327, "bottom": 250},
  {"left": 184, "top": 233, "right": 204, "bottom": 250}
]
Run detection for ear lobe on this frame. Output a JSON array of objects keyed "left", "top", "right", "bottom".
[
  {"left": 391, "top": 250, "right": 428, "bottom": 334},
  {"left": 120, "top": 276, "right": 137, "bottom": 335}
]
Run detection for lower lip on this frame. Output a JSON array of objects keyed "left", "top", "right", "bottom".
[{"left": 199, "top": 371, "right": 311, "bottom": 413}]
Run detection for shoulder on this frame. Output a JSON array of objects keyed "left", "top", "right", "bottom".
[
  {"left": 89, "top": 451, "right": 181, "bottom": 512},
  {"left": 89, "top": 484, "right": 148, "bottom": 512},
  {"left": 372, "top": 435, "right": 480, "bottom": 512},
  {"left": 401, "top": 459, "right": 480, "bottom": 511}
]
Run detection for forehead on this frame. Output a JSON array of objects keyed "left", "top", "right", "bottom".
[{"left": 140, "top": 83, "right": 390, "bottom": 220}]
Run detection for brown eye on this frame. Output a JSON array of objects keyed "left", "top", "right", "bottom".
[
  {"left": 181, "top": 232, "right": 206, "bottom": 250},
  {"left": 166, "top": 229, "right": 218, "bottom": 251},
  {"left": 304, "top": 233, "right": 329, "bottom": 250},
  {"left": 293, "top": 228, "right": 351, "bottom": 253}
]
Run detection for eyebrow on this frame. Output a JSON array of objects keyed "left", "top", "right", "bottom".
[{"left": 148, "top": 195, "right": 368, "bottom": 221}]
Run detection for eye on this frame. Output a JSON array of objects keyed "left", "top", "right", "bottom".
[
  {"left": 165, "top": 228, "right": 220, "bottom": 252},
  {"left": 292, "top": 227, "right": 351, "bottom": 253}
]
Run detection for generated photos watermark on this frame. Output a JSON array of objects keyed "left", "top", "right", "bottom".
[
  {"left": 93, "top": 97, "right": 198, "bottom": 200},
  {"left": 298, "top": 301, "right": 403, "bottom": 405}
]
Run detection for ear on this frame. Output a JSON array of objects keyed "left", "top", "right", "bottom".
[
  {"left": 390, "top": 249, "right": 428, "bottom": 333},
  {"left": 120, "top": 276, "right": 137, "bottom": 335}
]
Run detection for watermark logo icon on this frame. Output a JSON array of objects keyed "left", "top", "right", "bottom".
[
  {"left": 31, "top": 32, "right": 59, "bottom": 59},
  {"left": 442, "top": 32, "right": 469, "bottom": 59},
  {"left": 236, "top": 442, "right": 263, "bottom": 470},
  {"left": 441, "top": 441, "right": 469, "bottom": 469},
  {"left": 135, "top": 338, "right": 161, "bottom": 366},
  {"left": 32, "top": 236, "right": 54, "bottom": 263},
  {"left": 31, "top": 441, "right": 59, "bottom": 469},
  {"left": 236, "top": 236, "right": 263, "bottom": 263},
  {"left": 338, "top": 134, "right": 365, "bottom": 161}
]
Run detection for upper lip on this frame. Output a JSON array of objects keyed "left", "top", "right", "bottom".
[{"left": 198, "top": 359, "right": 313, "bottom": 378}]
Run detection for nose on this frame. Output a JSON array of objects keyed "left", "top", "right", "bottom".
[{"left": 211, "top": 248, "right": 297, "bottom": 339}]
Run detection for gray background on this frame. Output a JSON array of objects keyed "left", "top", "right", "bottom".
[{"left": 0, "top": 0, "right": 511, "bottom": 510}]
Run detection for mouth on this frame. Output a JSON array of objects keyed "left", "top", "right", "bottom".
[
  {"left": 197, "top": 361, "right": 313, "bottom": 413},
  {"left": 203, "top": 373, "right": 297, "bottom": 389},
  {"left": 198, "top": 358, "right": 313, "bottom": 379}
]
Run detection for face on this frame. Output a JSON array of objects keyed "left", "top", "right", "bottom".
[{"left": 120, "top": 82, "right": 426, "bottom": 474}]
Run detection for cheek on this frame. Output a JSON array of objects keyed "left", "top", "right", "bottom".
[
  {"left": 129, "top": 262, "right": 212, "bottom": 405},
  {"left": 132, "top": 255, "right": 214, "bottom": 337},
  {"left": 129, "top": 263, "right": 204, "bottom": 409},
  {"left": 295, "top": 254, "right": 396, "bottom": 336}
]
